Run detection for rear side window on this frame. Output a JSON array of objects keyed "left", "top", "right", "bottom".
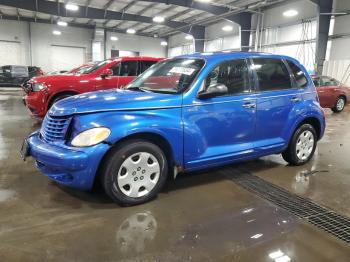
[
  {"left": 252, "top": 58, "right": 292, "bottom": 91},
  {"left": 12, "top": 66, "right": 28, "bottom": 77},
  {"left": 287, "top": 60, "right": 308, "bottom": 88},
  {"left": 321, "top": 77, "right": 339, "bottom": 86},
  {"left": 205, "top": 59, "right": 250, "bottom": 95},
  {"left": 119, "top": 61, "right": 138, "bottom": 76},
  {"left": 140, "top": 60, "right": 157, "bottom": 73}
]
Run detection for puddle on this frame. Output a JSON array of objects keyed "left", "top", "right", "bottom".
[{"left": 0, "top": 189, "right": 16, "bottom": 202}]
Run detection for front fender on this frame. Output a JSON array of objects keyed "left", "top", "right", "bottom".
[{"left": 71, "top": 109, "right": 183, "bottom": 166}]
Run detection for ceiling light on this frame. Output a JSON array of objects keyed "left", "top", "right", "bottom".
[
  {"left": 57, "top": 21, "right": 68, "bottom": 27},
  {"left": 160, "top": 41, "right": 168, "bottom": 46},
  {"left": 52, "top": 30, "right": 61, "bottom": 35},
  {"left": 185, "top": 34, "right": 194, "bottom": 40},
  {"left": 195, "top": 0, "right": 212, "bottom": 2},
  {"left": 283, "top": 9, "right": 298, "bottom": 17},
  {"left": 65, "top": 3, "right": 79, "bottom": 11},
  {"left": 110, "top": 36, "right": 118, "bottom": 41},
  {"left": 126, "top": 28, "right": 136, "bottom": 34},
  {"left": 153, "top": 16, "right": 165, "bottom": 23},
  {"left": 153, "top": 33, "right": 159, "bottom": 38},
  {"left": 222, "top": 25, "right": 233, "bottom": 31}
]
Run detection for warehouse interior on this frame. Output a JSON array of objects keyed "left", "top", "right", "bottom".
[{"left": 1, "top": 0, "right": 350, "bottom": 261}]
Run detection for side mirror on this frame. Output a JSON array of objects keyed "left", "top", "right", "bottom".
[
  {"left": 198, "top": 83, "right": 228, "bottom": 99},
  {"left": 100, "top": 68, "right": 113, "bottom": 78}
]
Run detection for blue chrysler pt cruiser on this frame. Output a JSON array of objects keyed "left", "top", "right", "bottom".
[{"left": 22, "top": 52, "right": 325, "bottom": 205}]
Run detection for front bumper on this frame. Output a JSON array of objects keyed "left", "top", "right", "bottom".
[
  {"left": 23, "top": 91, "right": 48, "bottom": 117},
  {"left": 26, "top": 132, "right": 110, "bottom": 190}
]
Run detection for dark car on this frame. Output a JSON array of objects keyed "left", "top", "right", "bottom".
[
  {"left": 312, "top": 75, "right": 350, "bottom": 113},
  {"left": 0, "top": 65, "right": 44, "bottom": 87}
]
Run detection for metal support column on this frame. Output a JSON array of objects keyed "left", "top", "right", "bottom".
[
  {"left": 227, "top": 12, "right": 252, "bottom": 52},
  {"left": 191, "top": 25, "right": 205, "bottom": 53},
  {"left": 315, "top": 0, "right": 333, "bottom": 75}
]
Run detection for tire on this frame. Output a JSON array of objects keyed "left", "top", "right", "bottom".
[
  {"left": 100, "top": 140, "right": 168, "bottom": 206},
  {"left": 282, "top": 124, "right": 317, "bottom": 166},
  {"left": 331, "top": 96, "right": 346, "bottom": 113},
  {"left": 49, "top": 94, "right": 73, "bottom": 109}
]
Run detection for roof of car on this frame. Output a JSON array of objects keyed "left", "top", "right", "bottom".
[
  {"left": 177, "top": 51, "right": 298, "bottom": 62},
  {"left": 110, "top": 56, "right": 164, "bottom": 61}
]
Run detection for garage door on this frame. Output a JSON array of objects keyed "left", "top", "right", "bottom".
[
  {"left": 51, "top": 45, "right": 85, "bottom": 72},
  {"left": 0, "top": 41, "right": 21, "bottom": 66}
]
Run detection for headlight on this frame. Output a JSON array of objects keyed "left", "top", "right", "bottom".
[
  {"left": 32, "top": 83, "right": 47, "bottom": 91},
  {"left": 71, "top": 127, "right": 111, "bottom": 147}
]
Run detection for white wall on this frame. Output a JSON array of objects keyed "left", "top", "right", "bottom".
[
  {"left": 323, "top": 0, "right": 350, "bottom": 85},
  {"left": 0, "top": 20, "right": 31, "bottom": 66},
  {"left": 0, "top": 20, "right": 167, "bottom": 72},
  {"left": 252, "top": 0, "right": 318, "bottom": 72},
  {"left": 262, "top": 0, "right": 317, "bottom": 28},
  {"left": 106, "top": 31, "right": 166, "bottom": 58},
  {"left": 168, "top": 21, "right": 241, "bottom": 56},
  {"left": 30, "top": 23, "right": 93, "bottom": 72}
]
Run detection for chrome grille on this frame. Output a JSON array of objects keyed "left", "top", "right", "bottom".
[{"left": 40, "top": 115, "right": 72, "bottom": 142}]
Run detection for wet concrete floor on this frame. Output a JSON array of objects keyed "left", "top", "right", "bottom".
[{"left": 0, "top": 89, "right": 349, "bottom": 261}]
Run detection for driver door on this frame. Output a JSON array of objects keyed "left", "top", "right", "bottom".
[{"left": 183, "top": 59, "right": 257, "bottom": 169}]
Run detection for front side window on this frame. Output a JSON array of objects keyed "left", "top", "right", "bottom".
[
  {"left": 312, "top": 77, "right": 321, "bottom": 87},
  {"left": 252, "top": 58, "right": 292, "bottom": 91},
  {"left": 287, "top": 60, "right": 308, "bottom": 88},
  {"left": 204, "top": 59, "right": 250, "bottom": 96},
  {"left": 109, "top": 63, "right": 121, "bottom": 76},
  {"left": 127, "top": 58, "right": 205, "bottom": 94},
  {"left": 119, "top": 61, "right": 138, "bottom": 76}
]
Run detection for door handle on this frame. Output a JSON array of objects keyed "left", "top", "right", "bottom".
[
  {"left": 242, "top": 102, "right": 256, "bottom": 109},
  {"left": 291, "top": 97, "right": 301, "bottom": 103}
]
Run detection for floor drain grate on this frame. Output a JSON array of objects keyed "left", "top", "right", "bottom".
[{"left": 225, "top": 170, "right": 350, "bottom": 244}]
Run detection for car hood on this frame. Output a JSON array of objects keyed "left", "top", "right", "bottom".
[
  {"left": 30, "top": 74, "right": 86, "bottom": 84},
  {"left": 49, "top": 89, "right": 182, "bottom": 116}
]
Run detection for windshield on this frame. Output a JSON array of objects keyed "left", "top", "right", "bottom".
[
  {"left": 126, "top": 58, "right": 205, "bottom": 93},
  {"left": 79, "top": 60, "right": 111, "bottom": 74}
]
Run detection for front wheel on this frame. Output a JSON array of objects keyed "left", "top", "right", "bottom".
[
  {"left": 282, "top": 124, "right": 317, "bottom": 166},
  {"left": 49, "top": 94, "right": 73, "bottom": 109},
  {"left": 331, "top": 96, "right": 346, "bottom": 113},
  {"left": 100, "top": 140, "right": 168, "bottom": 206}
]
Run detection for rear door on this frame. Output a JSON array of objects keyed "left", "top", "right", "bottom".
[{"left": 252, "top": 57, "right": 303, "bottom": 154}]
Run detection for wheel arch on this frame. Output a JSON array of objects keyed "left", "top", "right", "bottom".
[
  {"left": 48, "top": 90, "right": 79, "bottom": 109},
  {"left": 295, "top": 117, "right": 322, "bottom": 140},
  {"left": 94, "top": 132, "right": 177, "bottom": 188}
]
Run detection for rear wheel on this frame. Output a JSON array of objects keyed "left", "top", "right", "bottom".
[
  {"left": 331, "top": 96, "right": 346, "bottom": 113},
  {"left": 282, "top": 124, "right": 317, "bottom": 166},
  {"left": 100, "top": 140, "right": 168, "bottom": 206}
]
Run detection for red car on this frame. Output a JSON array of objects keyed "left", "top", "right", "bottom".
[
  {"left": 312, "top": 75, "right": 350, "bottom": 113},
  {"left": 22, "top": 57, "right": 163, "bottom": 117}
]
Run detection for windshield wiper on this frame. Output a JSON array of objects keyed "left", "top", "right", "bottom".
[{"left": 126, "top": 86, "right": 145, "bottom": 92}]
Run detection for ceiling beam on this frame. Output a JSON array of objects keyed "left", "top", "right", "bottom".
[
  {"left": 117, "top": 2, "right": 158, "bottom": 29},
  {"left": 0, "top": 13, "right": 158, "bottom": 37},
  {"left": 0, "top": 0, "right": 192, "bottom": 33},
  {"left": 139, "top": 0, "right": 237, "bottom": 16}
]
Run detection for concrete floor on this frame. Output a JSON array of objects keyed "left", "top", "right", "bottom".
[{"left": 0, "top": 89, "right": 349, "bottom": 261}]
